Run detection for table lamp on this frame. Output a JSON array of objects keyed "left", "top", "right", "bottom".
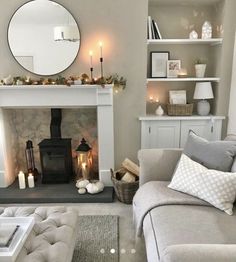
[{"left": 194, "top": 82, "right": 214, "bottom": 116}]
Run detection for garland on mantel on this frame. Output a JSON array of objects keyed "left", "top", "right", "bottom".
[{"left": 0, "top": 74, "right": 127, "bottom": 92}]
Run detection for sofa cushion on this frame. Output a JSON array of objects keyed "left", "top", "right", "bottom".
[
  {"left": 183, "top": 131, "right": 236, "bottom": 172},
  {"left": 168, "top": 154, "right": 236, "bottom": 215},
  {"left": 143, "top": 204, "right": 236, "bottom": 262},
  {"left": 225, "top": 134, "right": 236, "bottom": 172},
  {"left": 0, "top": 206, "right": 78, "bottom": 262}
]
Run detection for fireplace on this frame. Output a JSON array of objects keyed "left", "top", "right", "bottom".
[
  {"left": 38, "top": 109, "right": 73, "bottom": 184},
  {"left": 0, "top": 85, "right": 114, "bottom": 188}
]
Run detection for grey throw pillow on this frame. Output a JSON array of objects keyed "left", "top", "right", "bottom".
[
  {"left": 225, "top": 134, "right": 236, "bottom": 172},
  {"left": 183, "top": 131, "right": 236, "bottom": 172}
]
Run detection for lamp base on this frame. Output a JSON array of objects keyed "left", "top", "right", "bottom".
[{"left": 197, "top": 100, "right": 210, "bottom": 116}]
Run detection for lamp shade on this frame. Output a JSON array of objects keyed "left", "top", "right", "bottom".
[
  {"left": 194, "top": 82, "right": 214, "bottom": 100},
  {"left": 54, "top": 26, "right": 80, "bottom": 42}
]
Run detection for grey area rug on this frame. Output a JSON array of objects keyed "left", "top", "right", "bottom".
[{"left": 72, "top": 215, "right": 119, "bottom": 262}]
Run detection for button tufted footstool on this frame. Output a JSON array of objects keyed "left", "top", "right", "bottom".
[{"left": 0, "top": 206, "right": 78, "bottom": 262}]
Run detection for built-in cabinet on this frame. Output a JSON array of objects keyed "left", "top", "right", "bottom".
[
  {"left": 140, "top": 116, "right": 225, "bottom": 149},
  {"left": 140, "top": 0, "right": 226, "bottom": 150}
]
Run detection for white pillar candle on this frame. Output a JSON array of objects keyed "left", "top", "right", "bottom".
[
  {"left": 18, "top": 171, "right": 26, "bottom": 189},
  {"left": 99, "top": 41, "right": 103, "bottom": 58},
  {"left": 81, "top": 162, "right": 88, "bottom": 179},
  {"left": 89, "top": 50, "right": 93, "bottom": 67},
  {"left": 28, "top": 173, "right": 35, "bottom": 188}
]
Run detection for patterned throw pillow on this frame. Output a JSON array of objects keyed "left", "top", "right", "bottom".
[{"left": 168, "top": 154, "right": 236, "bottom": 215}]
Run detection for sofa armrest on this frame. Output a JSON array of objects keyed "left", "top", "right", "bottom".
[
  {"left": 138, "top": 149, "right": 182, "bottom": 186},
  {"left": 162, "top": 244, "right": 236, "bottom": 262}
]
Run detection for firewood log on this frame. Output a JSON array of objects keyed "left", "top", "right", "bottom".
[
  {"left": 121, "top": 172, "right": 136, "bottom": 183},
  {"left": 122, "top": 158, "right": 139, "bottom": 177}
]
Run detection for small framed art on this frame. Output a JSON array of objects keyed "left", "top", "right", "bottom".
[
  {"left": 150, "top": 51, "right": 170, "bottom": 78},
  {"left": 167, "top": 60, "right": 181, "bottom": 78}
]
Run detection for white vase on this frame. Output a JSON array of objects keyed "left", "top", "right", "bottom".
[
  {"left": 195, "top": 64, "right": 206, "bottom": 78},
  {"left": 155, "top": 105, "right": 164, "bottom": 116}
]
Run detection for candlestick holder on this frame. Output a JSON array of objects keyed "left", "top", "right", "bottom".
[
  {"left": 100, "top": 57, "right": 104, "bottom": 78},
  {"left": 90, "top": 67, "right": 94, "bottom": 81}
]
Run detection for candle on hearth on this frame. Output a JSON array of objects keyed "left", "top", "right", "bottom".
[
  {"left": 81, "top": 162, "right": 88, "bottom": 179},
  {"left": 28, "top": 173, "right": 35, "bottom": 188},
  {"left": 89, "top": 50, "right": 93, "bottom": 67},
  {"left": 99, "top": 41, "right": 103, "bottom": 58},
  {"left": 18, "top": 171, "right": 26, "bottom": 189}
]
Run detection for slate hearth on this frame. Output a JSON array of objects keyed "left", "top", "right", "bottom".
[{"left": 0, "top": 180, "right": 114, "bottom": 203}]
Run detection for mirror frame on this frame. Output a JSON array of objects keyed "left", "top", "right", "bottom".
[{"left": 7, "top": 0, "right": 81, "bottom": 76}]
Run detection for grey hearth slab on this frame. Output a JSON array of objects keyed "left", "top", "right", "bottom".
[{"left": 0, "top": 180, "right": 114, "bottom": 203}]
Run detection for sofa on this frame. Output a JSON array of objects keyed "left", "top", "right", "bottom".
[
  {"left": 0, "top": 206, "right": 78, "bottom": 262},
  {"left": 133, "top": 149, "right": 236, "bottom": 262}
]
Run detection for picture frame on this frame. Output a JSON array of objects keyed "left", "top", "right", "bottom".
[
  {"left": 150, "top": 51, "right": 170, "bottom": 78},
  {"left": 167, "top": 60, "right": 181, "bottom": 78}
]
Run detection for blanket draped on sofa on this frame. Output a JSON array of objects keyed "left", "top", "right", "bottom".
[{"left": 133, "top": 181, "right": 211, "bottom": 237}]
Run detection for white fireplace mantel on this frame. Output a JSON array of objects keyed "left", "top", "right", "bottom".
[{"left": 0, "top": 85, "right": 114, "bottom": 187}]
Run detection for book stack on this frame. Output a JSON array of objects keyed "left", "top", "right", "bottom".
[{"left": 147, "top": 16, "right": 162, "bottom": 40}]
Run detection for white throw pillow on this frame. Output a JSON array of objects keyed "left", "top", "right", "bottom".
[{"left": 168, "top": 154, "right": 236, "bottom": 215}]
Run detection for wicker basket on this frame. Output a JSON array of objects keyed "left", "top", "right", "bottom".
[
  {"left": 111, "top": 168, "right": 139, "bottom": 204},
  {"left": 167, "top": 104, "right": 193, "bottom": 116}
]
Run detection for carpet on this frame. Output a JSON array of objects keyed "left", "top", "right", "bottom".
[{"left": 72, "top": 215, "right": 119, "bottom": 262}]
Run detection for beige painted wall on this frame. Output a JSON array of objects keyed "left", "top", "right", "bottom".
[
  {"left": 0, "top": 0, "right": 148, "bottom": 168},
  {"left": 215, "top": 0, "right": 236, "bottom": 136},
  {"left": 227, "top": 33, "right": 236, "bottom": 134}
]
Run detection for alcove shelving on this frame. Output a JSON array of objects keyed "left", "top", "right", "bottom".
[
  {"left": 140, "top": 0, "right": 226, "bottom": 149},
  {"left": 147, "top": 77, "right": 220, "bottom": 82},
  {"left": 146, "top": 0, "right": 224, "bottom": 114},
  {"left": 147, "top": 38, "right": 223, "bottom": 45}
]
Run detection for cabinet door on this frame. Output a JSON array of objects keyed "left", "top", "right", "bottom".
[
  {"left": 180, "top": 120, "right": 214, "bottom": 148},
  {"left": 141, "top": 121, "right": 180, "bottom": 149}
]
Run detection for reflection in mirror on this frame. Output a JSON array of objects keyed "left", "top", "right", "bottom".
[{"left": 8, "top": 0, "right": 80, "bottom": 76}]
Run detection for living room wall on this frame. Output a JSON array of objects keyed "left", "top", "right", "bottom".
[{"left": 0, "top": 0, "right": 148, "bottom": 168}]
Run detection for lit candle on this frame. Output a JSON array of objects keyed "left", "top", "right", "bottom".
[
  {"left": 155, "top": 98, "right": 159, "bottom": 103},
  {"left": 89, "top": 50, "right": 93, "bottom": 67},
  {"left": 178, "top": 68, "right": 188, "bottom": 78},
  {"left": 149, "top": 96, "right": 153, "bottom": 102},
  {"left": 99, "top": 41, "right": 103, "bottom": 58},
  {"left": 28, "top": 173, "right": 35, "bottom": 188},
  {"left": 81, "top": 162, "right": 88, "bottom": 179},
  {"left": 18, "top": 171, "right": 26, "bottom": 189}
]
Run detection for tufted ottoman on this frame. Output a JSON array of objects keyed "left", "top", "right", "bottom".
[{"left": 0, "top": 206, "right": 78, "bottom": 262}]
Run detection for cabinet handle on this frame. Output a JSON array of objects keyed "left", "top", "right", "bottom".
[
  {"left": 149, "top": 127, "right": 151, "bottom": 134},
  {"left": 211, "top": 118, "right": 214, "bottom": 133}
]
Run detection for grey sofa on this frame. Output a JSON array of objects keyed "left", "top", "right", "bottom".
[{"left": 133, "top": 149, "right": 236, "bottom": 262}]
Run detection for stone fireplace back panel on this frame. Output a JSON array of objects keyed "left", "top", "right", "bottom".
[{"left": 6, "top": 108, "right": 98, "bottom": 178}]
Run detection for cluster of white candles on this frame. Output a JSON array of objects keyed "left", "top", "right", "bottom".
[
  {"left": 149, "top": 96, "right": 159, "bottom": 103},
  {"left": 18, "top": 171, "right": 35, "bottom": 189}
]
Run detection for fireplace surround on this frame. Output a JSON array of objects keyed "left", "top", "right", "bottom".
[{"left": 0, "top": 85, "right": 114, "bottom": 187}]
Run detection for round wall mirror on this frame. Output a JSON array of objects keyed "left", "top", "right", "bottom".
[{"left": 8, "top": 0, "right": 81, "bottom": 76}]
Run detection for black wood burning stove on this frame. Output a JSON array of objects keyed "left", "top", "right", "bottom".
[{"left": 38, "top": 109, "right": 72, "bottom": 184}]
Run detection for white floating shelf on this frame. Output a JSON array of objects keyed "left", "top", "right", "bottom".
[
  {"left": 147, "top": 38, "right": 223, "bottom": 46},
  {"left": 147, "top": 77, "right": 220, "bottom": 82}
]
